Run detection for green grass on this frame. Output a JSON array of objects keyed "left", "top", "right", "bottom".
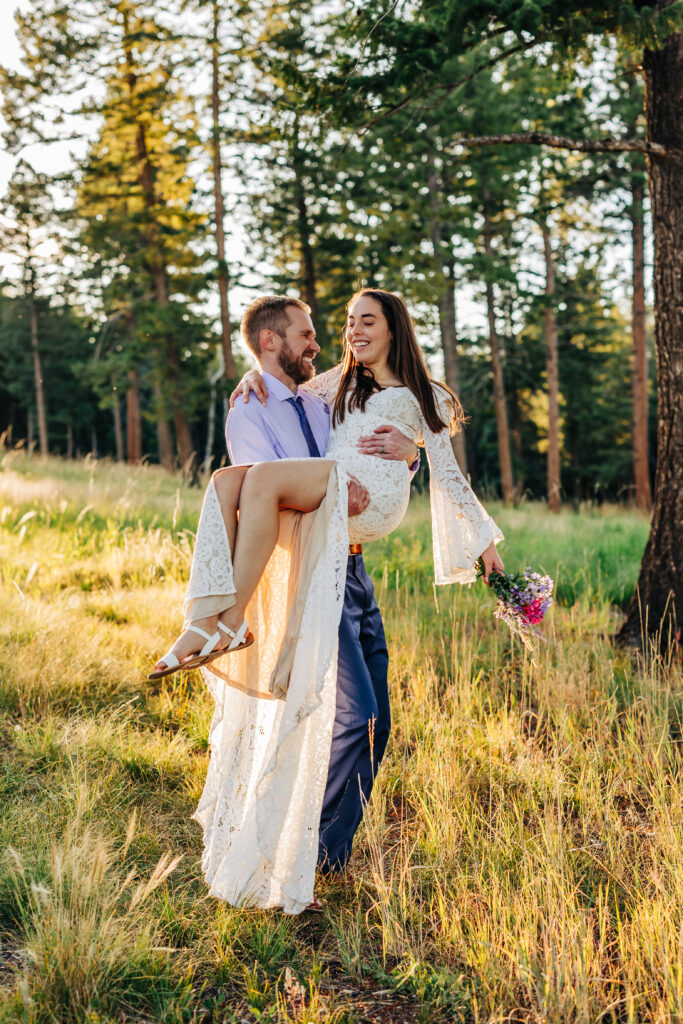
[{"left": 1, "top": 452, "right": 680, "bottom": 1023}]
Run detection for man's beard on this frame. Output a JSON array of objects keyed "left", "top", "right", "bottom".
[{"left": 277, "top": 340, "right": 316, "bottom": 385}]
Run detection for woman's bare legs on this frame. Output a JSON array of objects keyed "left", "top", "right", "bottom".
[
  {"left": 154, "top": 465, "right": 249, "bottom": 671},
  {"left": 219, "top": 459, "right": 335, "bottom": 635}
]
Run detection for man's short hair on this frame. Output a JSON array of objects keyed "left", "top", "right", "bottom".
[{"left": 240, "top": 295, "right": 311, "bottom": 357}]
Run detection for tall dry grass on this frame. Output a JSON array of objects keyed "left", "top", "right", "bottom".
[{"left": 1, "top": 452, "right": 679, "bottom": 1023}]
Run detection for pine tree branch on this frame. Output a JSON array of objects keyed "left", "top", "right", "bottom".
[
  {"left": 358, "top": 38, "right": 541, "bottom": 133},
  {"left": 446, "top": 131, "right": 667, "bottom": 157},
  {"left": 345, "top": 0, "right": 401, "bottom": 84}
]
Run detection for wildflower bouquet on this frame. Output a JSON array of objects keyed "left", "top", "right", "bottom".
[{"left": 475, "top": 559, "right": 554, "bottom": 649}]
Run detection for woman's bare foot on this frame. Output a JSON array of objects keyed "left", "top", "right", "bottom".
[{"left": 153, "top": 615, "right": 224, "bottom": 672}]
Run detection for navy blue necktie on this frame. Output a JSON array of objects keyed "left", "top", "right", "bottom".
[{"left": 287, "top": 396, "right": 321, "bottom": 458}]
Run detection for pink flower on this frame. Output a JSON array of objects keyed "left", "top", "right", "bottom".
[{"left": 521, "top": 599, "right": 543, "bottom": 625}]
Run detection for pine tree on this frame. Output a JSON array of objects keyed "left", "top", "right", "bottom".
[
  {"left": 2, "top": 0, "right": 213, "bottom": 473},
  {"left": 0, "top": 161, "right": 54, "bottom": 456}
]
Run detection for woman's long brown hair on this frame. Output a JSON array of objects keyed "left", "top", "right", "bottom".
[{"left": 332, "top": 288, "right": 464, "bottom": 435}]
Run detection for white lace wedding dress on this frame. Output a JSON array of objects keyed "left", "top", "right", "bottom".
[{"left": 190, "top": 369, "right": 502, "bottom": 914}]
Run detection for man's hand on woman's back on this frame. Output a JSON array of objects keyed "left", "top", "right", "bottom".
[{"left": 347, "top": 475, "right": 370, "bottom": 518}]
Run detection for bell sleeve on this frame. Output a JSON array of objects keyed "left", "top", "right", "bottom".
[{"left": 422, "top": 389, "right": 504, "bottom": 585}]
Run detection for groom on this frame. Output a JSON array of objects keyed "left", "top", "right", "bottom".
[{"left": 226, "top": 295, "right": 420, "bottom": 882}]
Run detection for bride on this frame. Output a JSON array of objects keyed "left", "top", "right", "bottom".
[{"left": 151, "top": 288, "right": 504, "bottom": 914}]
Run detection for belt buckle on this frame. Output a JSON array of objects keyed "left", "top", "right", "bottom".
[{"left": 348, "top": 543, "right": 363, "bottom": 556}]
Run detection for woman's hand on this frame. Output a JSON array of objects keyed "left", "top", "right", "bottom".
[
  {"left": 229, "top": 371, "right": 268, "bottom": 408},
  {"left": 480, "top": 541, "right": 505, "bottom": 584},
  {"left": 357, "top": 425, "right": 419, "bottom": 464}
]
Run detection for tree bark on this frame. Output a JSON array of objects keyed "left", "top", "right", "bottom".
[
  {"left": 427, "top": 165, "right": 467, "bottom": 473},
  {"left": 204, "top": 383, "right": 217, "bottom": 473},
  {"left": 542, "top": 223, "right": 561, "bottom": 513},
  {"left": 210, "top": 0, "right": 235, "bottom": 380},
  {"left": 27, "top": 265, "right": 48, "bottom": 457},
  {"left": 112, "top": 391, "right": 124, "bottom": 462},
  {"left": 153, "top": 379, "right": 174, "bottom": 470},
  {"left": 482, "top": 186, "right": 515, "bottom": 503},
  {"left": 439, "top": 268, "right": 468, "bottom": 474},
  {"left": 617, "top": 18, "right": 683, "bottom": 650},
  {"left": 447, "top": 131, "right": 666, "bottom": 157},
  {"left": 123, "top": 11, "right": 194, "bottom": 474},
  {"left": 504, "top": 323, "right": 524, "bottom": 466},
  {"left": 292, "top": 134, "right": 318, "bottom": 324},
  {"left": 631, "top": 173, "right": 652, "bottom": 512},
  {"left": 126, "top": 369, "right": 142, "bottom": 463},
  {"left": 150, "top": 267, "right": 196, "bottom": 474}
]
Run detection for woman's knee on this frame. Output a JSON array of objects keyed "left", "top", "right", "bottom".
[
  {"left": 239, "top": 462, "right": 280, "bottom": 503},
  {"left": 213, "top": 466, "right": 248, "bottom": 508}
]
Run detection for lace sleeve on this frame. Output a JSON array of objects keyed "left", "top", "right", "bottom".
[
  {"left": 300, "top": 364, "right": 343, "bottom": 404},
  {"left": 422, "top": 388, "right": 504, "bottom": 585}
]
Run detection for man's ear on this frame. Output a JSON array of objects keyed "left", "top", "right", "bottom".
[{"left": 259, "top": 328, "right": 276, "bottom": 353}]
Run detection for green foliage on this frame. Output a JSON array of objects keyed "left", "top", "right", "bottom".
[{"left": 0, "top": 291, "right": 107, "bottom": 454}]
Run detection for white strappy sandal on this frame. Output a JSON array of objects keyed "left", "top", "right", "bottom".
[{"left": 147, "top": 620, "right": 253, "bottom": 680}]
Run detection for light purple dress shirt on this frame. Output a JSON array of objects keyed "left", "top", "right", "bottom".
[{"left": 226, "top": 371, "right": 330, "bottom": 464}]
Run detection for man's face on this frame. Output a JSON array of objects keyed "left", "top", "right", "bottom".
[{"left": 276, "top": 306, "right": 320, "bottom": 385}]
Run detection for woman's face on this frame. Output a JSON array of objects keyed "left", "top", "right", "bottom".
[{"left": 345, "top": 296, "right": 392, "bottom": 368}]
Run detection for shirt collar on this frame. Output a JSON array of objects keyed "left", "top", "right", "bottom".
[{"left": 261, "top": 370, "right": 304, "bottom": 402}]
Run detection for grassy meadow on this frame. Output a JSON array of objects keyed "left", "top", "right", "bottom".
[{"left": 1, "top": 452, "right": 681, "bottom": 1023}]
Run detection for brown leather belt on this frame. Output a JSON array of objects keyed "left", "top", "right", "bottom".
[{"left": 348, "top": 544, "right": 363, "bottom": 556}]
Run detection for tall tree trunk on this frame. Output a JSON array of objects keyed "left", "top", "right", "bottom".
[
  {"left": 112, "top": 391, "right": 124, "bottom": 462},
  {"left": 542, "top": 223, "right": 561, "bottom": 513},
  {"left": 439, "top": 268, "right": 468, "bottom": 474},
  {"left": 126, "top": 368, "right": 143, "bottom": 463},
  {"left": 504, "top": 327, "right": 524, "bottom": 464},
  {"left": 427, "top": 165, "right": 467, "bottom": 473},
  {"left": 153, "top": 379, "right": 174, "bottom": 470},
  {"left": 204, "top": 383, "right": 217, "bottom": 472},
  {"left": 631, "top": 172, "right": 652, "bottom": 512},
  {"left": 617, "top": 19, "right": 683, "bottom": 650},
  {"left": 210, "top": 0, "right": 235, "bottom": 380},
  {"left": 123, "top": 12, "right": 193, "bottom": 474},
  {"left": 27, "top": 265, "right": 48, "bottom": 457},
  {"left": 292, "top": 138, "right": 318, "bottom": 325},
  {"left": 27, "top": 408, "right": 33, "bottom": 455},
  {"left": 142, "top": 169, "right": 195, "bottom": 472},
  {"left": 482, "top": 187, "right": 515, "bottom": 503}
]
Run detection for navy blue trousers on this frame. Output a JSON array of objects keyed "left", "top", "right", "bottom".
[{"left": 317, "top": 554, "right": 390, "bottom": 873}]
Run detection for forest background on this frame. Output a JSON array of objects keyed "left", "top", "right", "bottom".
[{"left": 0, "top": 0, "right": 661, "bottom": 513}]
